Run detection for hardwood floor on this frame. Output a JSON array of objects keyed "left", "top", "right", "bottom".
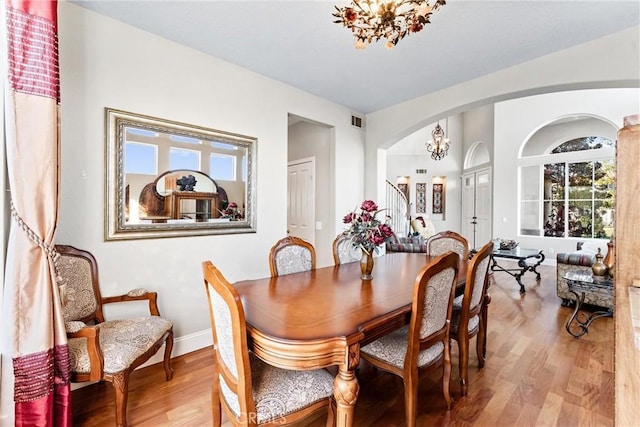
[{"left": 72, "top": 261, "right": 614, "bottom": 426}]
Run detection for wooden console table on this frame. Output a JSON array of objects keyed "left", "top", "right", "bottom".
[{"left": 170, "top": 191, "right": 218, "bottom": 221}]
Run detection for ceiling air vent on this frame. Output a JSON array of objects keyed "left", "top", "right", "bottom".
[
  {"left": 416, "top": 169, "right": 428, "bottom": 174},
  {"left": 351, "top": 115, "right": 364, "bottom": 128}
]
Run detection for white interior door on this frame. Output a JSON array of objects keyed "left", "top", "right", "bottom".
[
  {"left": 461, "top": 167, "right": 492, "bottom": 250},
  {"left": 475, "top": 169, "right": 492, "bottom": 248},
  {"left": 287, "top": 158, "right": 315, "bottom": 245},
  {"left": 461, "top": 173, "right": 476, "bottom": 246}
]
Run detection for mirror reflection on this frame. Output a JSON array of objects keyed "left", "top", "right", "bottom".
[{"left": 106, "top": 108, "right": 257, "bottom": 240}]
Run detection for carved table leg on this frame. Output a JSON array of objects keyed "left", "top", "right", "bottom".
[
  {"left": 334, "top": 368, "right": 359, "bottom": 427},
  {"left": 333, "top": 344, "right": 360, "bottom": 427}
]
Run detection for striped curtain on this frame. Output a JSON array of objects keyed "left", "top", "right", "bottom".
[{"left": 1, "top": 0, "right": 71, "bottom": 425}]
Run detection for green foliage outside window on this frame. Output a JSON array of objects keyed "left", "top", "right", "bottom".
[{"left": 542, "top": 137, "right": 615, "bottom": 239}]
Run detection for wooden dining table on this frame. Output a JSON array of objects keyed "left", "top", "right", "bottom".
[{"left": 233, "top": 252, "right": 468, "bottom": 427}]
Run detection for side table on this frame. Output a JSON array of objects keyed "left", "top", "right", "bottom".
[{"left": 563, "top": 270, "right": 614, "bottom": 338}]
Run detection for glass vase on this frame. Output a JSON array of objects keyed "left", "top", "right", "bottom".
[{"left": 360, "top": 249, "right": 374, "bottom": 280}]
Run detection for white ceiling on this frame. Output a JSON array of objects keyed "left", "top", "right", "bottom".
[{"left": 71, "top": 1, "right": 639, "bottom": 114}]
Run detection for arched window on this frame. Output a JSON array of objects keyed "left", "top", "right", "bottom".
[{"left": 519, "top": 133, "right": 615, "bottom": 239}]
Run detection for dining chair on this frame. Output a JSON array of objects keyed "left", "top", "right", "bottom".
[
  {"left": 332, "top": 234, "right": 361, "bottom": 265},
  {"left": 426, "top": 230, "right": 470, "bottom": 260},
  {"left": 55, "top": 244, "right": 174, "bottom": 427},
  {"left": 450, "top": 240, "right": 494, "bottom": 396},
  {"left": 360, "top": 251, "right": 460, "bottom": 426},
  {"left": 202, "top": 261, "right": 335, "bottom": 426},
  {"left": 269, "top": 236, "right": 316, "bottom": 276}
]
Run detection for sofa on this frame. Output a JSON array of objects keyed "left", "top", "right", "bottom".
[
  {"left": 385, "top": 217, "right": 436, "bottom": 253},
  {"left": 386, "top": 233, "right": 428, "bottom": 253},
  {"left": 556, "top": 241, "right": 613, "bottom": 309}
]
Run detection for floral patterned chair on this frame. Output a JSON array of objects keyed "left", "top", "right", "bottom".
[
  {"left": 426, "top": 230, "right": 470, "bottom": 260},
  {"left": 269, "top": 236, "right": 316, "bottom": 276},
  {"left": 55, "top": 245, "right": 174, "bottom": 427},
  {"left": 360, "top": 251, "right": 460, "bottom": 427},
  {"left": 202, "top": 261, "right": 335, "bottom": 426},
  {"left": 450, "top": 240, "right": 493, "bottom": 396},
  {"left": 332, "top": 234, "right": 361, "bottom": 265}
]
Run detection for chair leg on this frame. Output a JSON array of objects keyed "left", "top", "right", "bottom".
[
  {"left": 403, "top": 372, "right": 419, "bottom": 427},
  {"left": 164, "top": 331, "right": 174, "bottom": 380},
  {"left": 477, "top": 320, "right": 486, "bottom": 369},
  {"left": 442, "top": 343, "right": 452, "bottom": 410},
  {"left": 211, "top": 385, "right": 222, "bottom": 427},
  {"left": 112, "top": 372, "right": 130, "bottom": 427},
  {"left": 458, "top": 333, "right": 469, "bottom": 396},
  {"left": 325, "top": 397, "right": 336, "bottom": 427},
  {"left": 479, "top": 293, "right": 491, "bottom": 364}
]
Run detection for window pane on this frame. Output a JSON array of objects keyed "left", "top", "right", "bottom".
[
  {"left": 520, "top": 200, "right": 540, "bottom": 236},
  {"left": 211, "top": 141, "right": 237, "bottom": 150},
  {"left": 520, "top": 166, "right": 540, "bottom": 200},
  {"left": 594, "top": 200, "right": 614, "bottom": 239},
  {"left": 551, "top": 136, "right": 614, "bottom": 153},
  {"left": 594, "top": 160, "right": 615, "bottom": 200},
  {"left": 568, "top": 162, "right": 593, "bottom": 199},
  {"left": 544, "top": 201, "right": 565, "bottom": 237},
  {"left": 170, "top": 147, "right": 200, "bottom": 170},
  {"left": 170, "top": 135, "right": 201, "bottom": 145},
  {"left": 544, "top": 163, "right": 565, "bottom": 201},
  {"left": 210, "top": 153, "right": 235, "bottom": 181},
  {"left": 125, "top": 142, "right": 157, "bottom": 175},
  {"left": 568, "top": 200, "right": 592, "bottom": 238}
]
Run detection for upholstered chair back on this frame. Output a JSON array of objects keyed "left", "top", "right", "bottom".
[
  {"left": 269, "top": 236, "right": 316, "bottom": 276},
  {"left": 56, "top": 247, "right": 103, "bottom": 323},
  {"left": 468, "top": 242, "right": 493, "bottom": 310},
  {"left": 426, "top": 231, "right": 470, "bottom": 261},
  {"left": 202, "top": 261, "right": 255, "bottom": 421},
  {"left": 418, "top": 263, "right": 458, "bottom": 340},
  {"left": 332, "top": 234, "right": 361, "bottom": 265}
]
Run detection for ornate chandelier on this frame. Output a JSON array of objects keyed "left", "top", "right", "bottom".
[
  {"left": 426, "top": 121, "right": 449, "bottom": 160},
  {"left": 333, "top": 0, "right": 446, "bottom": 50}
]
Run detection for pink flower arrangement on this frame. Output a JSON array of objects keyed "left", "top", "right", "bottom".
[
  {"left": 342, "top": 200, "right": 394, "bottom": 254},
  {"left": 219, "top": 201, "right": 243, "bottom": 220}
]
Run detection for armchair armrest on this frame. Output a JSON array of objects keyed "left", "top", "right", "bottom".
[
  {"left": 101, "top": 289, "right": 161, "bottom": 316},
  {"left": 67, "top": 324, "right": 104, "bottom": 382}
]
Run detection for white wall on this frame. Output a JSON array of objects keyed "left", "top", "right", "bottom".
[
  {"left": 494, "top": 88, "right": 640, "bottom": 257},
  {"left": 288, "top": 120, "right": 334, "bottom": 267},
  {"left": 462, "top": 104, "right": 495, "bottom": 165},
  {"left": 56, "top": 3, "right": 364, "bottom": 352},
  {"left": 522, "top": 117, "right": 617, "bottom": 156},
  {"left": 366, "top": 26, "right": 640, "bottom": 199},
  {"left": 386, "top": 114, "right": 463, "bottom": 233}
]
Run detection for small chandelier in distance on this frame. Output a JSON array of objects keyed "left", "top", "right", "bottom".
[
  {"left": 426, "top": 121, "right": 449, "bottom": 161},
  {"left": 333, "top": 0, "right": 446, "bottom": 50}
]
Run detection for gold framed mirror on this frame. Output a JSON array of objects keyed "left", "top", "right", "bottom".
[{"left": 105, "top": 108, "right": 257, "bottom": 240}]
